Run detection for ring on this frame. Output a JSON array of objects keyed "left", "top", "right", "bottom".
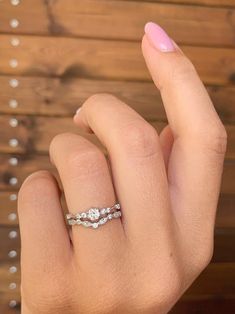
[{"left": 66, "top": 203, "right": 121, "bottom": 229}]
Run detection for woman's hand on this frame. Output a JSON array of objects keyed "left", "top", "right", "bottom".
[{"left": 18, "top": 22, "right": 227, "bottom": 314}]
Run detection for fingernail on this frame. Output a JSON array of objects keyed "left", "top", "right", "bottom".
[
  {"left": 76, "top": 107, "right": 81, "bottom": 115},
  {"left": 144, "top": 22, "right": 175, "bottom": 52}
]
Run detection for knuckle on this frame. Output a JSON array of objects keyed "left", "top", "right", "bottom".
[
  {"left": 118, "top": 120, "right": 159, "bottom": 158},
  {"left": 84, "top": 93, "right": 117, "bottom": 110},
  {"left": 49, "top": 132, "right": 73, "bottom": 152},
  {"left": 206, "top": 125, "right": 227, "bottom": 155},
  {"left": 193, "top": 241, "right": 214, "bottom": 273},
  {"left": 18, "top": 171, "right": 54, "bottom": 201}
]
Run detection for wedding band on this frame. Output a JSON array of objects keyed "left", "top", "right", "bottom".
[{"left": 66, "top": 203, "right": 121, "bottom": 229}]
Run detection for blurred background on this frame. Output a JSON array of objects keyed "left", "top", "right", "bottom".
[{"left": 0, "top": 0, "right": 235, "bottom": 313}]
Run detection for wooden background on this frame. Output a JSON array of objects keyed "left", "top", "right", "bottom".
[{"left": 0, "top": 0, "right": 235, "bottom": 313}]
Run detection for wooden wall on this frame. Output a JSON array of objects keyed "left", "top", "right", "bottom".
[{"left": 0, "top": 0, "right": 235, "bottom": 313}]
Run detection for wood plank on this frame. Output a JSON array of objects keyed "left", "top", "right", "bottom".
[
  {"left": 185, "top": 263, "right": 235, "bottom": 296},
  {"left": 0, "top": 0, "right": 235, "bottom": 47},
  {"left": 0, "top": 76, "right": 235, "bottom": 124},
  {"left": 0, "top": 189, "right": 234, "bottom": 228},
  {"left": 170, "top": 297, "right": 235, "bottom": 314},
  {"left": 122, "top": 0, "right": 235, "bottom": 8},
  {"left": 0, "top": 114, "right": 235, "bottom": 160},
  {"left": 0, "top": 35, "right": 235, "bottom": 85}
]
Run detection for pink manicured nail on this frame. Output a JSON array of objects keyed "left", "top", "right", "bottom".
[
  {"left": 144, "top": 22, "right": 175, "bottom": 52},
  {"left": 76, "top": 107, "right": 81, "bottom": 115}
]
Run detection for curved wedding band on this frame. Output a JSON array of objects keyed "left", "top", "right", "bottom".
[{"left": 66, "top": 203, "right": 121, "bottom": 229}]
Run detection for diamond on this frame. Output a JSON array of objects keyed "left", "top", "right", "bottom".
[
  {"left": 92, "top": 222, "right": 99, "bottom": 229},
  {"left": 82, "top": 221, "right": 91, "bottom": 227},
  {"left": 99, "top": 217, "right": 107, "bottom": 225},
  {"left": 68, "top": 219, "right": 76, "bottom": 226},
  {"left": 115, "top": 203, "right": 121, "bottom": 209},
  {"left": 87, "top": 208, "right": 100, "bottom": 221},
  {"left": 113, "top": 211, "right": 121, "bottom": 218},
  {"left": 100, "top": 208, "right": 106, "bottom": 215},
  {"left": 108, "top": 214, "right": 113, "bottom": 220},
  {"left": 106, "top": 207, "right": 111, "bottom": 213},
  {"left": 81, "top": 213, "right": 87, "bottom": 219}
]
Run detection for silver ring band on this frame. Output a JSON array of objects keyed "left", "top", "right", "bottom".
[{"left": 66, "top": 203, "right": 121, "bottom": 229}]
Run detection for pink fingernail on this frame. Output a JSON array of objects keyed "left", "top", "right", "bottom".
[
  {"left": 76, "top": 107, "right": 81, "bottom": 115},
  {"left": 144, "top": 22, "right": 175, "bottom": 52}
]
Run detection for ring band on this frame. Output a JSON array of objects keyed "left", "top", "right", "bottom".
[{"left": 66, "top": 203, "right": 121, "bottom": 229}]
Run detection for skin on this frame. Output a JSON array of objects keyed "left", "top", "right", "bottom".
[{"left": 18, "top": 33, "right": 227, "bottom": 314}]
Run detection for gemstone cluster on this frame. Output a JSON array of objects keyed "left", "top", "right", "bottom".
[{"left": 66, "top": 203, "right": 121, "bottom": 229}]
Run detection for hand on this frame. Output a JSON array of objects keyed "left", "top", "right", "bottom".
[{"left": 18, "top": 22, "right": 227, "bottom": 314}]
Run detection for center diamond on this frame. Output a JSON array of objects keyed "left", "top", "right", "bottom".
[{"left": 87, "top": 208, "right": 100, "bottom": 221}]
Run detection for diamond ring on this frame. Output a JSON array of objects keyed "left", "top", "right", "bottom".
[{"left": 66, "top": 203, "right": 121, "bottom": 229}]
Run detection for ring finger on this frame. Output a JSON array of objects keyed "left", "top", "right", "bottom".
[{"left": 49, "top": 132, "right": 125, "bottom": 263}]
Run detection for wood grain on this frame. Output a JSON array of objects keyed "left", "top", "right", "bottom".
[
  {"left": 0, "top": 0, "right": 235, "bottom": 47},
  {"left": 0, "top": 76, "right": 235, "bottom": 124},
  {"left": 0, "top": 115, "right": 235, "bottom": 159},
  {"left": 122, "top": 0, "right": 235, "bottom": 7},
  {"left": 0, "top": 35, "right": 235, "bottom": 85}
]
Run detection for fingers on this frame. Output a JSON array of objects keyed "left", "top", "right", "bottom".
[
  {"left": 49, "top": 133, "right": 125, "bottom": 262},
  {"left": 142, "top": 22, "right": 227, "bottom": 233},
  {"left": 17, "top": 171, "right": 71, "bottom": 278},
  {"left": 73, "top": 94, "right": 173, "bottom": 243}
]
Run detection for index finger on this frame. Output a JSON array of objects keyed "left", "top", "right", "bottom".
[{"left": 142, "top": 22, "right": 227, "bottom": 234}]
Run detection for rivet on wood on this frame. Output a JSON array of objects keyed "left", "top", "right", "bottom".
[
  {"left": 9, "top": 157, "right": 18, "bottom": 165},
  {"left": 9, "top": 78, "right": 19, "bottom": 88},
  {"left": 9, "top": 300, "right": 17, "bottom": 308},
  {"left": 8, "top": 212, "right": 17, "bottom": 221},
  {"left": 9, "top": 59, "right": 18, "bottom": 68},
  {"left": 9, "top": 266, "right": 18, "bottom": 274},
  {"left": 11, "top": 37, "right": 20, "bottom": 47},
  {"left": 9, "top": 138, "right": 19, "bottom": 147},
  {"left": 8, "top": 250, "right": 17, "bottom": 258},
  {"left": 9, "top": 282, "right": 17, "bottom": 290},
  {"left": 9, "top": 230, "right": 18, "bottom": 239},
  {"left": 9, "top": 118, "right": 19, "bottom": 127},
  {"left": 9, "top": 177, "right": 18, "bottom": 186},
  {"left": 9, "top": 193, "right": 17, "bottom": 201},
  {"left": 9, "top": 99, "right": 18, "bottom": 108},
  {"left": 11, "top": 0, "right": 20, "bottom": 6},
  {"left": 10, "top": 19, "right": 19, "bottom": 28}
]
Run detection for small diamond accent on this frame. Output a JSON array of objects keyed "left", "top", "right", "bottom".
[
  {"left": 68, "top": 219, "right": 76, "bottom": 226},
  {"left": 100, "top": 208, "right": 106, "bottom": 215},
  {"left": 81, "top": 213, "right": 87, "bottom": 219},
  {"left": 92, "top": 222, "right": 99, "bottom": 229},
  {"left": 108, "top": 214, "right": 113, "bottom": 220},
  {"left": 87, "top": 208, "right": 100, "bottom": 221}
]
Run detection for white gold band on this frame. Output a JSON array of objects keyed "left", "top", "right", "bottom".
[{"left": 66, "top": 203, "right": 121, "bottom": 229}]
